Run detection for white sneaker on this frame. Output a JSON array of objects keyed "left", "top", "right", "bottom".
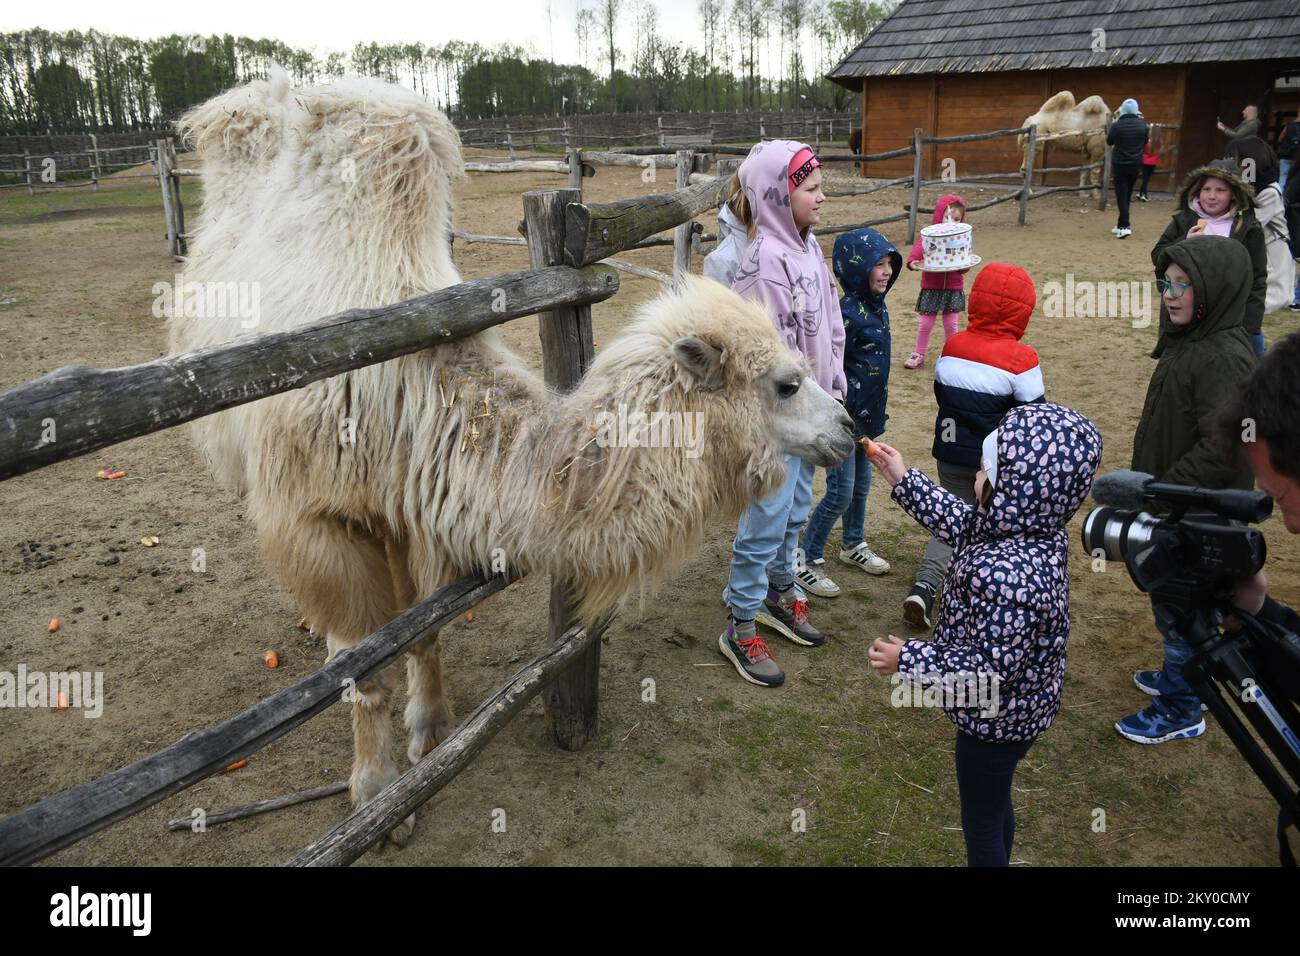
[
  {"left": 838, "top": 543, "right": 891, "bottom": 575},
  {"left": 1111, "top": 226, "right": 1122, "bottom": 236},
  {"left": 1117, "top": 227, "right": 1132, "bottom": 239},
  {"left": 794, "top": 560, "right": 840, "bottom": 598}
]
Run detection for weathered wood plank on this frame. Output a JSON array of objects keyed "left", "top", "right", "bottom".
[
  {"left": 0, "top": 265, "right": 618, "bottom": 482},
  {"left": 566, "top": 175, "right": 729, "bottom": 267},
  {"left": 0, "top": 574, "right": 510, "bottom": 867},
  {"left": 673, "top": 150, "right": 694, "bottom": 279},
  {"left": 287, "top": 618, "right": 608, "bottom": 866},
  {"left": 525, "top": 188, "right": 602, "bottom": 752}
]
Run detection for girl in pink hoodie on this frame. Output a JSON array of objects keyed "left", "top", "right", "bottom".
[
  {"left": 904, "top": 195, "right": 970, "bottom": 369},
  {"left": 717, "top": 140, "right": 847, "bottom": 688}
]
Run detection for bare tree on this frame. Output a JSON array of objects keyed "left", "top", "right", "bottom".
[
  {"left": 698, "top": 0, "right": 726, "bottom": 111},
  {"left": 599, "top": 0, "right": 624, "bottom": 111}
]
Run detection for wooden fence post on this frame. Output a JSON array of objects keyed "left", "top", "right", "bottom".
[
  {"left": 522, "top": 187, "right": 601, "bottom": 751},
  {"left": 1098, "top": 116, "right": 1112, "bottom": 213},
  {"left": 156, "top": 138, "right": 178, "bottom": 257},
  {"left": 907, "top": 128, "right": 924, "bottom": 244},
  {"left": 567, "top": 147, "right": 583, "bottom": 192},
  {"left": 657, "top": 115, "right": 664, "bottom": 147},
  {"left": 23, "top": 148, "right": 33, "bottom": 195},
  {"left": 673, "top": 150, "right": 694, "bottom": 280},
  {"left": 168, "top": 140, "right": 187, "bottom": 257},
  {"left": 89, "top": 133, "right": 101, "bottom": 191},
  {"left": 1019, "top": 124, "right": 1037, "bottom": 226}
]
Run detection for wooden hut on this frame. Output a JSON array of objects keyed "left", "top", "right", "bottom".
[{"left": 828, "top": 0, "right": 1300, "bottom": 188}]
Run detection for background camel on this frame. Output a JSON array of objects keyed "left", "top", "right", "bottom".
[
  {"left": 1019, "top": 91, "right": 1112, "bottom": 195},
  {"left": 170, "top": 72, "right": 853, "bottom": 846}
]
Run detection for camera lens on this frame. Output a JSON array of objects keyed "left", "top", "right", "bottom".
[{"left": 1081, "top": 507, "right": 1160, "bottom": 562}]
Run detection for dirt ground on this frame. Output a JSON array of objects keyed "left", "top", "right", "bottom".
[{"left": 2, "top": 148, "right": 1297, "bottom": 867}]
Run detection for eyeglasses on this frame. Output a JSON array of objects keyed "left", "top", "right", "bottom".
[{"left": 1156, "top": 277, "right": 1192, "bottom": 299}]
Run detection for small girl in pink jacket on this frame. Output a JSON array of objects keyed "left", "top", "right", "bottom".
[{"left": 904, "top": 194, "right": 969, "bottom": 369}]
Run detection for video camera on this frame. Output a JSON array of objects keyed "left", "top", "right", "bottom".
[{"left": 1083, "top": 471, "right": 1300, "bottom": 865}]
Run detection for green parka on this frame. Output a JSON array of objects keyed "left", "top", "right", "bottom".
[
  {"left": 1150, "top": 161, "right": 1267, "bottom": 358},
  {"left": 1131, "top": 235, "right": 1256, "bottom": 490}
]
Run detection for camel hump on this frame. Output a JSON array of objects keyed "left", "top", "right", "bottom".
[
  {"left": 1077, "top": 95, "right": 1111, "bottom": 117},
  {"left": 178, "top": 64, "right": 295, "bottom": 169},
  {"left": 1040, "top": 90, "right": 1077, "bottom": 113}
]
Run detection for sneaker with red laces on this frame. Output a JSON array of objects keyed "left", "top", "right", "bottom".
[
  {"left": 718, "top": 616, "right": 785, "bottom": 687},
  {"left": 756, "top": 586, "right": 827, "bottom": 647}
]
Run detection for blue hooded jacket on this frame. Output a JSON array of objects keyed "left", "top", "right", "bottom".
[{"left": 832, "top": 228, "right": 901, "bottom": 440}]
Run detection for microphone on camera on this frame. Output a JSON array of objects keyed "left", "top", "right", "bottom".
[{"left": 1091, "top": 470, "right": 1156, "bottom": 510}]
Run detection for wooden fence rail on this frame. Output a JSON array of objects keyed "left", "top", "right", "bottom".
[
  {"left": 288, "top": 617, "right": 610, "bottom": 865},
  {"left": 0, "top": 573, "right": 510, "bottom": 866},
  {"left": 0, "top": 265, "right": 618, "bottom": 482}
]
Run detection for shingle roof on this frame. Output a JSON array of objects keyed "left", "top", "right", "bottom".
[{"left": 828, "top": 0, "right": 1300, "bottom": 87}]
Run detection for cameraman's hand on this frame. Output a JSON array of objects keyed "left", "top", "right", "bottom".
[
  {"left": 1224, "top": 571, "right": 1268, "bottom": 632},
  {"left": 1234, "top": 570, "right": 1268, "bottom": 615}
]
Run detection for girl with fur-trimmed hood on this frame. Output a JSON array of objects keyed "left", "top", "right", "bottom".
[{"left": 1151, "top": 159, "right": 1267, "bottom": 357}]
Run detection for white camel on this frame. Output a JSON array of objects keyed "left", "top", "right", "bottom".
[
  {"left": 1019, "top": 91, "right": 1112, "bottom": 195},
  {"left": 169, "top": 71, "right": 853, "bottom": 846}
]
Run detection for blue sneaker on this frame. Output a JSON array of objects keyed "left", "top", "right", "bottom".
[
  {"left": 1134, "top": 670, "right": 1208, "bottom": 710},
  {"left": 1134, "top": 670, "right": 1163, "bottom": 696},
  {"left": 1115, "top": 701, "right": 1206, "bottom": 744}
]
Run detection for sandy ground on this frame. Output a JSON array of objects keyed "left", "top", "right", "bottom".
[{"left": 1, "top": 149, "right": 1297, "bottom": 867}]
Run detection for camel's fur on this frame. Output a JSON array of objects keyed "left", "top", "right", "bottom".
[
  {"left": 169, "top": 72, "right": 852, "bottom": 844},
  {"left": 1019, "top": 91, "right": 1112, "bottom": 193}
]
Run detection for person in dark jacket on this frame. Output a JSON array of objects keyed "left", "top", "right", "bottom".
[
  {"left": 1227, "top": 134, "right": 1279, "bottom": 192},
  {"left": 868, "top": 403, "right": 1102, "bottom": 866},
  {"left": 1119, "top": 235, "right": 1257, "bottom": 745},
  {"left": 1151, "top": 160, "right": 1267, "bottom": 357},
  {"left": 1107, "top": 99, "right": 1148, "bottom": 238},
  {"left": 902, "top": 262, "right": 1044, "bottom": 630},
  {"left": 798, "top": 228, "right": 901, "bottom": 597},
  {"left": 1279, "top": 118, "right": 1299, "bottom": 192}
]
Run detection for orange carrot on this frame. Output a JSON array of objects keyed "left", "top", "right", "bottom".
[
  {"left": 859, "top": 437, "right": 880, "bottom": 457},
  {"left": 226, "top": 759, "right": 248, "bottom": 772},
  {"left": 465, "top": 611, "right": 475, "bottom": 623},
  {"left": 57, "top": 691, "right": 69, "bottom": 710},
  {"left": 49, "top": 618, "right": 60, "bottom": 633},
  {"left": 263, "top": 649, "right": 279, "bottom": 669}
]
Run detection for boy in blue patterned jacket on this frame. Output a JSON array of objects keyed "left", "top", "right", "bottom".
[
  {"left": 798, "top": 228, "right": 900, "bottom": 597},
  {"left": 867, "top": 402, "right": 1102, "bottom": 866}
]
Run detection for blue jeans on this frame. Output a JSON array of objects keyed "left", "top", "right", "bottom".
[
  {"left": 1293, "top": 265, "right": 1300, "bottom": 307},
  {"left": 1150, "top": 599, "right": 1203, "bottom": 722},
  {"left": 955, "top": 732, "right": 1034, "bottom": 866},
  {"left": 722, "top": 455, "right": 814, "bottom": 619},
  {"left": 802, "top": 444, "right": 871, "bottom": 562},
  {"left": 1281, "top": 158, "right": 1293, "bottom": 193},
  {"left": 1251, "top": 331, "right": 1266, "bottom": 357}
]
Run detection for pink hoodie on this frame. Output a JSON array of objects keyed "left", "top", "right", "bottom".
[
  {"left": 1190, "top": 196, "right": 1237, "bottom": 237},
  {"left": 731, "top": 140, "right": 846, "bottom": 399},
  {"left": 906, "top": 194, "right": 970, "bottom": 291}
]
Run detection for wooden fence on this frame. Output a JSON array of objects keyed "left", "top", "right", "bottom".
[{"left": 0, "top": 162, "right": 733, "bottom": 866}]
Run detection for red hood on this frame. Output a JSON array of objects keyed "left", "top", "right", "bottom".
[
  {"left": 932, "top": 194, "right": 967, "bottom": 224},
  {"left": 966, "top": 262, "right": 1035, "bottom": 339}
]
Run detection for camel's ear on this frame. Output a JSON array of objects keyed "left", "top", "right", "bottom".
[{"left": 671, "top": 337, "right": 725, "bottom": 391}]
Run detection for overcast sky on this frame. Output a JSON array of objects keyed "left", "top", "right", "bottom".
[{"left": 4, "top": 0, "right": 741, "bottom": 70}]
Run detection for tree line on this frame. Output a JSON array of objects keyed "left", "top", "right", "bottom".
[{"left": 1, "top": 2, "right": 894, "bottom": 134}]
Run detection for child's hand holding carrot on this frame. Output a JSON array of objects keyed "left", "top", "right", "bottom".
[{"left": 866, "top": 439, "right": 906, "bottom": 487}]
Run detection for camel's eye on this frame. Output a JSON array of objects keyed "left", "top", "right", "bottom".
[{"left": 777, "top": 379, "right": 800, "bottom": 399}]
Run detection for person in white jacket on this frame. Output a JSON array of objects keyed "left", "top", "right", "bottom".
[
  {"left": 1254, "top": 180, "right": 1296, "bottom": 313},
  {"left": 703, "top": 192, "right": 749, "bottom": 287}
]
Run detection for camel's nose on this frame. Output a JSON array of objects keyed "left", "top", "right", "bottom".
[{"left": 837, "top": 408, "right": 853, "bottom": 434}]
